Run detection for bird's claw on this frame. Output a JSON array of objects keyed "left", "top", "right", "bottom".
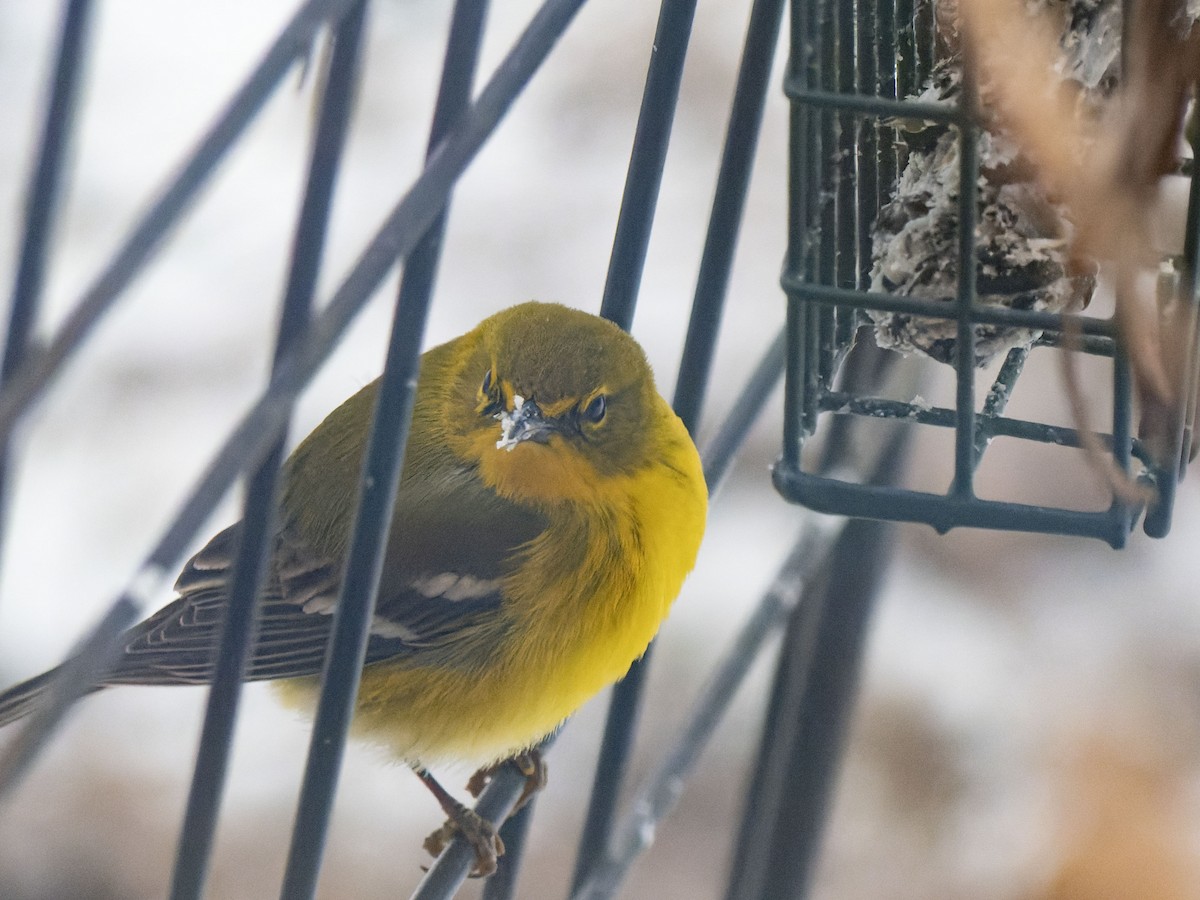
[
  {"left": 418, "top": 750, "right": 548, "bottom": 877},
  {"left": 423, "top": 808, "right": 505, "bottom": 878},
  {"left": 466, "top": 748, "right": 548, "bottom": 812}
]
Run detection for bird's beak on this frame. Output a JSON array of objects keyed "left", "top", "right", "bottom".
[{"left": 495, "top": 395, "right": 558, "bottom": 451}]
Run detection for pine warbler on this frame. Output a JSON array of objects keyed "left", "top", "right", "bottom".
[{"left": 0, "top": 301, "right": 708, "bottom": 875}]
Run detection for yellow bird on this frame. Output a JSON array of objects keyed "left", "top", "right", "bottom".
[{"left": 0, "top": 301, "right": 708, "bottom": 875}]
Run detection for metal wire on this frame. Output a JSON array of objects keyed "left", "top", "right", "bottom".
[
  {"left": 280, "top": 214, "right": 435, "bottom": 899},
  {"left": 277, "top": 0, "right": 490, "bottom": 888},
  {"left": 723, "top": 544, "right": 830, "bottom": 900},
  {"left": 674, "top": 0, "right": 786, "bottom": 436},
  {"left": 598, "top": 0, "right": 700, "bottom": 331},
  {"left": 168, "top": 4, "right": 369, "bottom": 898},
  {"left": 572, "top": 0, "right": 789, "bottom": 884},
  {"left": 704, "top": 329, "right": 786, "bottom": 493},
  {"left": 573, "top": 0, "right": 702, "bottom": 888},
  {"left": 780, "top": 279, "right": 1117, "bottom": 335},
  {"left": 481, "top": 799, "right": 537, "bottom": 900},
  {"left": 0, "top": 0, "right": 95, "bottom": 571},
  {"left": 950, "top": 64, "right": 979, "bottom": 498},
  {"left": 725, "top": 513, "right": 897, "bottom": 899},
  {"left": 1144, "top": 131, "right": 1200, "bottom": 536}
]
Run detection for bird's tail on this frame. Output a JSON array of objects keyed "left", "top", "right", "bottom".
[{"left": 0, "top": 667, "right": 64, "bottom": 728}]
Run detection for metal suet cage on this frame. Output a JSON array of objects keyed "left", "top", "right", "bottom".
[{"left": 774, "top": 0, "right": 1200, "bottom": 548}]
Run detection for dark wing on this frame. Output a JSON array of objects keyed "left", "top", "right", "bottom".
[{"left": 104, "top": 476, "right": 545, "bottom": 687}]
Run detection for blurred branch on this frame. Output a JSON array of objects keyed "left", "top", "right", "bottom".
[{"left": 957, "top": 0, "right": 1200, "bottom": 472}]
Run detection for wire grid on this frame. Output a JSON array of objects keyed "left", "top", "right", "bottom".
[
  {"left": 0, "top": 0, "right": 894, "bottom": 899},
  {"left": 773, "top": 0, "right": 1200, "bottom": 548}
]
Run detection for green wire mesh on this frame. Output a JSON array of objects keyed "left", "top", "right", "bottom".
[{"left": 774, "top": 0, "right": 1200, "bottom": 547}]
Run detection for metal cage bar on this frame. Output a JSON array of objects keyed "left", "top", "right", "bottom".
[
  {"left": 949, "top": 69, "right": 979, "bottom": 500},
  {"left": 0, "top": 0, "right": 95, "bottom": 568},
  {"left": 724, "top": 513, "right": 897, "bottom": 900},
  {"left": 1144, "top": 137, "right": 1200, "bottom": 536},
  {"left": 571, "top": 0, "right": 701, "bottom": 889},
  {"left": 571, "top": 0, "right": 796, "bottom": 890},
  {"left": 278, "top": 0, "right": 491, "bottom": 890},
  {"left": 170, "top": 5, "right": 370, "bottom": 898}
]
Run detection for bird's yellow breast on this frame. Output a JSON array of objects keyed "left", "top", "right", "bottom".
[{"left": 328, "top": 400, "right": 707, "bottom": 767}]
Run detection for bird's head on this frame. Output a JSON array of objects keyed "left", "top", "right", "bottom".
[{"left": 445, "top": 302, "right": 661, "bottom": 505}]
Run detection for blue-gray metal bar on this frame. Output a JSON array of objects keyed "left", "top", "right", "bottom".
[
  {"left": 4, "top": 0, "right": 93, "bottom": 383},
  {"left": 833, "top": 0, "right": 855, "bottom": 297},
  {"left": 168, "top": 5, "right": 369, "bottom": 899},
  {"left": 854, "top": 0, "right": 879, "bottom": 290},
  {"left": 402, "top": 0, "right": 489, "bottom": 305},
  {"left": 779, "top": 278, "right": 1118, "bottom": 335},
  {"left": 675, "top": 0, "right": 786, "bottom": 434},
  {"left": 0, "top": 0, "right": 357, "bottom": 445},
  {"left": 724, "top": 513, "right": 897, "bottom": 900},
  {"left": 481, "top": 800, "right": 537, "bottom": 900},
  {"left": 597, "top": 0, "right": 698, "bottom": 330},
  {"left": 950, "top": 70, "right": 979, "bottom": 497},
  {"left": 278, "top": 225, "right": 434, "bottom": 900},
  {"left": 574, "top": 0, "right": 700, "bottom": 889},
  {"left": 722, "top": 540, "right": 830, "bottom": 900},
  {"left": 817, "top": 389, "right": 1113, "bottom": 451},
  {"left": 782, "top": 0, "right": 814, "bottom": 472},
  {"left": 1179, "top": 161, "right": 1200, "bottom": 484},
  {"left": 973, "top": 347, "right": 1031, "bottom": 464},
  {"left": 729, "top": 339, "right": 904, "bottom": 900},
  {"left": 572, "top": 515, "right": 846, "bottom": 900},
  {"left": 813, "top": 0, "right": 835, "bottom": 380},
  {"left": 0, "top": 0, "right": 590, "bottom": 803},
  {"left": 773, "top": 464, "right": 1133, "bottom": 546},
  {"left": 704, "top": 328, "right": 786, "bottom": 493},
  {"left": 279, "top": 0, "right": 569, "bottom": 894},
  {"left": 4, "top": 0, "right": 94, "bottom": 363},
  {"left": 914, "top": 0, "right": 933, "bottom": 82},
  {"left": 0, "top": 0, "right": 95, "bottom": 572}
]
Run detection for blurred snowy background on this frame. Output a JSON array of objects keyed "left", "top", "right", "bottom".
[{"left": 0, "top": 2, "right": 1199, "bottom": 899}]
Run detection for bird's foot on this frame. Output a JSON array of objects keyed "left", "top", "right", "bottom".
[
  {"left": 422, "top": 805, "right": 505, "bottom": 878},
  {"left": 416, "top": 767, "right": 505, "bottom": 877},
  {"left": 466, "top": 748, "right": 548, "bottom": 812}
]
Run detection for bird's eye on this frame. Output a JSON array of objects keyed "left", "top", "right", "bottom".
[
  {"left": 481, "top": 369, "right": 494, "bottom": 396},
  {"left": 582, "top": 394, "right": 607, "bottom": 424}
]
